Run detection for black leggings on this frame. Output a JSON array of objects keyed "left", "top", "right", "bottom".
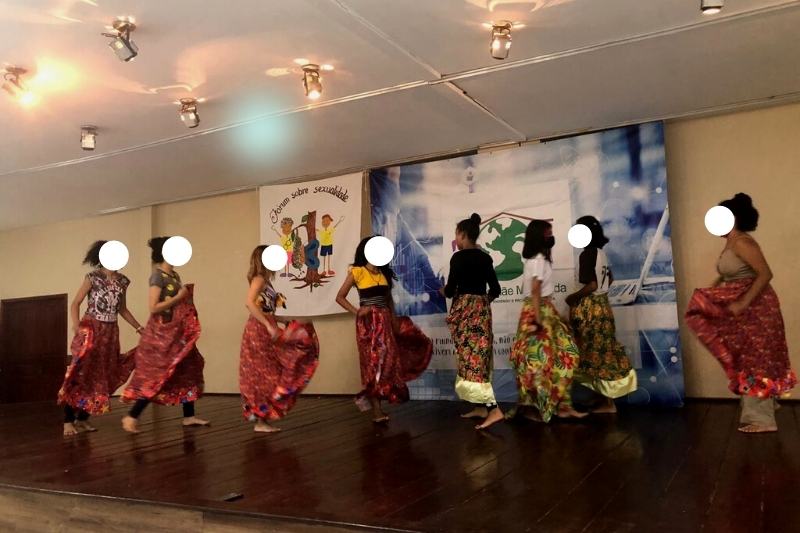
[
  {"left": 128, "top": 400, "right": 195, "bottom": 419},
  {"left": 64, "top": 405, "right": 90, "bottom": 423}
]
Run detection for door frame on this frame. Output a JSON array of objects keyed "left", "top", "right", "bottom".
[{"left": 0, "top": 294, "right": 69, "bottom": 403}]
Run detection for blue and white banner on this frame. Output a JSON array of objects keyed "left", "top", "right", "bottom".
[{"left": 370, "top": 123, "right": 684, "bottom": 406}]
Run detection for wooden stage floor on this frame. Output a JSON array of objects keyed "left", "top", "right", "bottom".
[{"left": 1, "top": 396, "right": 799, "bottom": 532}]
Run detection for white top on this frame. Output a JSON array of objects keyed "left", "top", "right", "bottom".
[
  {"left": 594, "top": 249, "right": 611, "bottom": 295},
  {"left": 523, "top": 254, "right": 554, "bottom": 297}
]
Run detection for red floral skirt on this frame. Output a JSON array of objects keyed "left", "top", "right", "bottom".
[
  {"left": 355, "top": 307, "right": 432, "bottom": 404},
  {"left": 57, "top": 318, "right": 135, "bottom": 414},
  {"left": 685, "top": 279, "right": 796, "bottom": 398},
  {"left": 122, "top": 285, "right": 205, "bottom": 405},
  {"left": 240, "top": 318, "right": 320, "bottom": 420}
]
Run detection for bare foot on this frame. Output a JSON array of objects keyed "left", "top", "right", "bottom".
[
  {"left": 75, "top": 421, "right": 98, "bottom": 432},
  {"left": 255, "top": 420, "right": 281, "bottom": 433},
  {"left": 122, "top": 416, "right": 140, "bottom": 434},
  {"left": 592, "top": 400, "right": 617, "bottom": 414},
  {"left": 476, "top": 407, "right": 504, "bottom": 430},
  {"left": 557, "top": 407, "right": 589, "bottom": 419},
  {"left": 738, "top": 424, "right": 777, "bottom": 434},
  {"left": 372, "top": 412, "right": 390, "bottom": 423},
  {"left": 461, "top": 407, "right": 489, "bottom": 419},
  {"left": 182, "top": 417, "right": 210, "bottom": 427},
  {"left": 63, "top": 423, "right": 78, "bottom": 437}
]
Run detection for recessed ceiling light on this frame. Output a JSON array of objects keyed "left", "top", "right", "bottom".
[
  {"left": 266, "top": 67, "right": 291, "bottom": 77},
  {"left": 700, "top": 0, "right": 723, "bottom": 15},
  {"left": 302, "top": 64, "right": 323, "bottom": 100},
  {"left": 2, "top": 66, "right": 36, "bottom": 106},
  {"left": 102, "top": 16, "right": 138, "bottom": 62},
  {"left": 490, "top": 21, "right": 513, "bottom": 60},
  {"left": 80, "top": 125, "right": 98, "bottom": 151},
  {"left": 294, "top": 58, "right": 310, "bottom": 66},
  {"left": 320, "top": 64, "right": 335, "bottom": 71},
  {"left": 179, "top": 97, "right": 200, "bottom": 128}
]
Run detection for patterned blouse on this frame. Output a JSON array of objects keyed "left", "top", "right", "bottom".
[
  {"left": 257, "top": 282, "right": 279, "bottom": 313},
  {"left": 149, "top": 268, "right": 182, "bottom": 321},
  {"left": 86, "top": 270, "right": 130, "bottom": 323}
]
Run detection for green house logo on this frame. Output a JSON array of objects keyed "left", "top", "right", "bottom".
[{"left": 477, "top": 212, "right": 553, "bottom": 282}]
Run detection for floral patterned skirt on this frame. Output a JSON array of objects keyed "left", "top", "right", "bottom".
[
  {"left": 123, "top": 285, "right": 205, "bottom": 405},
  {"left": 57, "top": 318, "right": 135, "bottom": 415},
  {"left": 685, "top": 279, "right": 796, "bottom": 398},
  {"left": 510, "top": 298, "right": 580, "bottom": 422},
  {"left": 355, "top": 307, "right": 432, "bottom": 404},
  {"left": 571, "top": 293, "right": 637, "bottom": 399},
  {"left": 446, "top": 294, "right": 497, "bottom": 405},
  {"left": 239, "top": 318, "right": 320, "bottom": 421}
]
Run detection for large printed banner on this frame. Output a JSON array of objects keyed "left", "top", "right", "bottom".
[
  {"left": 371, "top": 123, "right": 684, "bottom": 406},
  {"left": 259, "top": 173, "right": 362, "bottom": 316}
]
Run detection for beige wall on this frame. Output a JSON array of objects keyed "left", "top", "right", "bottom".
[
  {"left": 2, "top": 103, "right": 799, "bottom": 398},
  {"left": 667, "top": 102, "right": 800, "bottom": 397},
  {"left": 0, "top": 190, "right": 364, "bottom": 395}
]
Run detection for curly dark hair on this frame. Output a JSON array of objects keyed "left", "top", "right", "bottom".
[
  {"left": 353, "top": 236, "right": 397, "bottom": 289},
  {"left": 720, "top": 193, "right": 759, "bottom": 232},
  {"left": 148, "top": 236, "right": 171, "bottom": 264},
  {"left": 82, "top": 240, "right": 108, "bottom": 267}
]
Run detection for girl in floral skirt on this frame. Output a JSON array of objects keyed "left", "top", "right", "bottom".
[
  {"left": 510, "top": 220, "right": 587, "bottom": 422},
  {"left": 440, "top": 213, "right": 503, "bottom": 429}
]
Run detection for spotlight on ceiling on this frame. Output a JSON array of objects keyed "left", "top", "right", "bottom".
[
  {"left": 81, "top": 125, "right": 98, "bottom": 151},
  {"left": 302, "top": 64, "right": 323, "bottom": 100},
  {"left": 2, "top": 66, "right": 36, "bottom": 106},
  {"left": 179, "top": 97, "right": 200, "bottom": 128},
  {"left": 700, "top": 0, "right": 723, "bottom": 15},
  {"left": 102, "top": 17, "right": 138, "bottom": 62},
  {"left": 490, "top": 21, "right": 513, "bottom": 60}
]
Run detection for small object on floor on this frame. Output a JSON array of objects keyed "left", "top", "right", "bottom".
[
  {"left": 221, "top": 492, "right": 244, "bottom": 502},
  {"left": 738, "top": 424, "right": 777, "bottom": 434},
  {"left": 182, "top": 417, "right": 210, "bottom": 427}
]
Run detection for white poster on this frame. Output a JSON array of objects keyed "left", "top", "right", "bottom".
[{"left": 259, "top": 173, "right": 362, "bottom": 316}]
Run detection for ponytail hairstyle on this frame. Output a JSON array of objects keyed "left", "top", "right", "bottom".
[
  {"left": 148, "top": 236, "right": 171, "bottom": 264},
  {"left": 575, "top": 215, "right": 610, "bottom": 249},
  {"left": 720, "top": 193, "right": 759, "bottom": 232},
  {"left": 455, "top": 213, "right": 482, "bottom": 243},
  {"left": 82, "top": 240, "right": 107, "bottom": 267},
  {"left": 353, "top": 235, "right": 397, "bottom": 289}
]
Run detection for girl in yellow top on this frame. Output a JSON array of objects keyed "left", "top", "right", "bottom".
[{"left": 336, "top": 236, "right": 432, "bottom": 423}]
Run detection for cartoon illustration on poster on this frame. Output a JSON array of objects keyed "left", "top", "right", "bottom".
[{"left": 259, "top": 173, "right": 362, "bottom": 316}]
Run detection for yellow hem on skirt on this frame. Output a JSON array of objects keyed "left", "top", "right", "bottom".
[
  {"left": 575, "top": 369, "right": 638, "bottom": 399},
  {"left": 455, "top": 376, "right": 497, "bottom": 405}
]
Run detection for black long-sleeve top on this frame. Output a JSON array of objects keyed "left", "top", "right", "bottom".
[{"left": 443, "top": 248, "right": 502, "bottom": 300}]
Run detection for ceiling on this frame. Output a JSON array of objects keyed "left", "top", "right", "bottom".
[{"left": 1, "top": 0, "right": 799, "bottom": 230}]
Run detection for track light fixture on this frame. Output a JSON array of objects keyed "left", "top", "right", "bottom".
[
  {"left": 700, "top": 0, "right": 723, "bottom": 15},
  {"left": 81, "top": 126, "right": 98, "bottom": 151},
  {"left": 102, "top": 17, "right": 138, "bottom": 62},
  {"left": 2, "top": 66, "right": 35, "bottom": 106},
  {"left": 490, "top": 21, "right": 513, "bottom": 60},
  {"left": 179, "top": 98, "right": 200, "bottom": 128},
  {"left": 302, "top": 64, "right": 323, "bottom": 100}
]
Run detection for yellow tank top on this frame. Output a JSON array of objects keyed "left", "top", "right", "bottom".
[{"left": 351, "top": 266, "right": 388, "bottom": 289}]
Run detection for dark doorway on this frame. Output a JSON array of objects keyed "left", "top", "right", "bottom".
[{"left": 0, "top": 294, "right": 68, "bottom": 403}]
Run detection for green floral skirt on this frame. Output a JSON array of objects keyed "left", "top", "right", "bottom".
[
  {"left": 571, "top": 293, "right": 637, "bottom": 399},
  {"left": 510, "top": 297, "right": 580, "bottom": 422}
]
